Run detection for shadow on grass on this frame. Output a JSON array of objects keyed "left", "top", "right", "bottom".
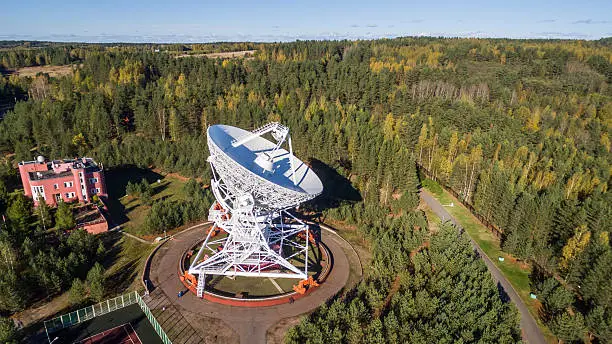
[
  {"left": 99, "top": 231, "right": 123, "bottom": 271},
  {"left": 104, "top": 166, "right": 164, "bottom": 226},
  {"left": 98, "top": 231, "right": 149, "bottom": 296},
  {"left": 105, "top": 259, "right": 141, "bottom": 296}
]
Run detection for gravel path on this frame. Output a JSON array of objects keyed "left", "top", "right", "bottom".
[{"left": 420, "top": 190, "right": 546, "bottom": 344}]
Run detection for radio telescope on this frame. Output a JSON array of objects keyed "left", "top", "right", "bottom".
[{"left": 188, "top": 122, "right": 323, "bottom": 297}]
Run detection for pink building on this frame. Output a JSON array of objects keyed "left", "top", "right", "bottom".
[{"left": 18, "top": 156, "right": 107, "bottom": 207}]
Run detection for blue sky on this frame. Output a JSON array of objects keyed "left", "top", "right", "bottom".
[{"left": 1, "top": 0, "right": 611, "bottom": 42}]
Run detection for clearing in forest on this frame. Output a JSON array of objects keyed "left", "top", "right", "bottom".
[{"left": 6, "top": 64, "right": 76, "bottom": 77}]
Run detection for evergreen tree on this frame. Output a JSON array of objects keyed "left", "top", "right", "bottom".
[
  {"left": 86, "top": 263, "right": 105, "bottom": 302},
  {"left": 69, "top": 278, "right": 86, "bottom": 305},
  {"left": 581, "top": 250, "right": 612, "bottom": 307},
  {"left": 550, "top": 311, "right": 586, "bottom": 343},
  {"left": 586, "top": 306, "right": 612, "bottom": 342},
  {"left": 0, "top": 270, "right": 26, "bottom": 312},
  {"left": 6, "top": 194, "right": 32, "bottom": 232},
  {"left": 55, "top": 201, "right": 75, "bottom": 231},
  {"left": 0, "top": 316, "right": 17, "bottom": 344}
]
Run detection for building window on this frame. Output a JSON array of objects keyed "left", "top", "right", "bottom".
[
  {"left": 96, "top": 188, "right": 101, "bottom": 194},
  {"left": 55, "top": 194, "right": 61, "bottom": 202},
  {"left": 91, "top": 188, "right": 101, "bottom": 194},
  {"left": 89, "top": 178, "right": 98, "bottom": 183},
  {"left": 32, "top": 186, "right": 45, "bottom": 200},
  {"left": 65, "top": 192, "right": 75, "bottom": 198},
  {"left": 64, "top": 181, "right": 73, "bottom": 188},
  {"left": 53, "top": 184, "right": 59, "bottom": 189}
]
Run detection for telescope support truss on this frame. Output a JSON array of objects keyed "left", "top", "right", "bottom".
[{"left": 188, "top": 123, "right": 312, "bottom": 283}]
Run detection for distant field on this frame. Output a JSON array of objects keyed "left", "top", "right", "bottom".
[
  {"left": 0, "top": 50, "right": 256, "bottom": 77},
  {"left": 174, "top": 50, "right": 257, "bottom": 59},
  {"left": 5, "top": 64, "right": 76, "bottom": 77}
]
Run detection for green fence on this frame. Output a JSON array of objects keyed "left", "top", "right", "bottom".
[
  {"left": 136, "top": 293, "right": 172, "bottom": 344},
  {"left": 43, "top": 291, "right": 172, "bottom": 344},
  {"left": 44, "top": 291, "right": 139, "bottom": 334}
]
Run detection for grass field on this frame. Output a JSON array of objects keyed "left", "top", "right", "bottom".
[
  {"left": 422, "top": 180, "right": 556, "bottom": 342},
  {"left": 105, "top": 167, "right": 189, "bottom": 235},
  {"left": 101, "top": 232, "right": 155, "bottom": 295},
  {"left": 3, "top": 64, "right": 76, "bottom": 77}
]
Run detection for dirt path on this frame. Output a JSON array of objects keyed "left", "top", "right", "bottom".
[
  {"left": 147, "top": 222, "right": 354, "bottom": 344},
  {"left": 420, "top": 190, "right": 546, "bottom": 344},
  {"left": 115, "top": 228, "right": 152, "bottom": 244},
  {"left": 14, "top": 294, "right": 71, "bottom": 329}
]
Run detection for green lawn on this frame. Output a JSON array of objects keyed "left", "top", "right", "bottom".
[
  {"left": 101, "top": 167, "right": 187, "bottom": 293},
  {"left": 105, "top": 167, "right": 190, "bottom": 235},
  {"left": 422, "top": 181, "right": 556, "bottom": 343},
  {"left": 209, "top": 276, "right": 284, "bottom": 297},
  {"left": 100, "top": 231, "right": 155, "bottom": 294}
]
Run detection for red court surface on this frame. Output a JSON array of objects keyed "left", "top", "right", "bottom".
[{"left": 75, "top": 323, "right": 142, "bottom": 344}]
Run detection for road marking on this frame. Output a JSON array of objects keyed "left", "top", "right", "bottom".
[{"left": 268, "top": 278, "right": 284, "bottom": 293}]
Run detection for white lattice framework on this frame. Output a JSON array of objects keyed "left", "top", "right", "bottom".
[{"left": 188, "top": 123, "right": 322, "bottom": 291}]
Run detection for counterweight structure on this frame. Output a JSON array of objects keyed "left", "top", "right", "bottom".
[{"left": 189, "top": 123, "right": 323, "bottom": 296}]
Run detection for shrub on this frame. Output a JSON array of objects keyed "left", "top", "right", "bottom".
[{"left": 422, "top": 178, "right": 443, "bottom": 195}]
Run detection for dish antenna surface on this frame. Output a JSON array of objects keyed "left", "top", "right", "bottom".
[{"left": 189, "top": 123, "right": 323, "bottom": 297}]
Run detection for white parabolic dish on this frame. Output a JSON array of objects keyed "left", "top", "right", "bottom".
[
  {"left": 189, "top": 123, "right": 321, "bottom": 284},
  {"left": 207, "top": 124, "right": 323, "bottom": 209}
]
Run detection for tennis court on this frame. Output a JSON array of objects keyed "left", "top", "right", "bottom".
[
  {"left": 51, "top": 304, "right": 162, "bottom": 344},
  {"left": 74, "top": 323, "right": 141, "bottom": 344}
]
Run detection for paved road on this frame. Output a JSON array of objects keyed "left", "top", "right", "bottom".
[
  {"left": 420, "top": 190, "right": 546, "bottom": 344},
  {"left": 148, "top": 223, "right": 356, "bottom": 344}
]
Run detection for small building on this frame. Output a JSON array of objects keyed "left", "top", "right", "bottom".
[
  {"left": 18, "top": 156, "right": 107, "bottom": 207},
  {"left": 74, "top": 203, "right": 110, "bottom": 235}
]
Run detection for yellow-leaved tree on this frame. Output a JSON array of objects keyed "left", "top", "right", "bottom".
[
  {"left": 559, "top": 225, "right": 591, "bottom": 279},
  {"left": 383, "top": 113, "right": 395, "bottom": 141}
]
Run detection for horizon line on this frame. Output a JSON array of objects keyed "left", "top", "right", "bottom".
[{"left": 1, "top": 32, "right": 611, "bottom": 44}]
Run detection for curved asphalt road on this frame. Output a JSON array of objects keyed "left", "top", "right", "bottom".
[{"left": 420, "top": 190, "right": 546, "bottom": 344}]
